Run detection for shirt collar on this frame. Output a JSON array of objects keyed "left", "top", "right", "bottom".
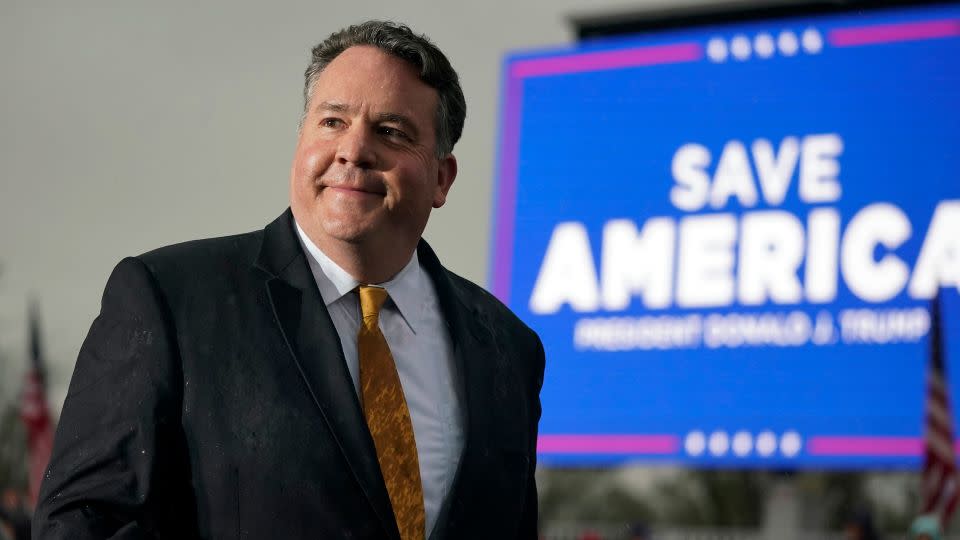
[{"left": 295, "top": 221, "right": 422, "bottom": 333}]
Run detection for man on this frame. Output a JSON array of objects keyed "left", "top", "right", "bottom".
[{"left": 34, "top": 21, "right": 544, "bottom": 540}]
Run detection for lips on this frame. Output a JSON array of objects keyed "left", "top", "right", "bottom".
[
  {"left": 323, "top": 184, "right": 385, "bottom": 197},
  {"left": 316, "top": 173, "right": 386, "bottom": 197}
]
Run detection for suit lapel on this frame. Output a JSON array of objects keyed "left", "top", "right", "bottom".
[
  {"left": 254, "top": 210, "right": 399, "bottom": 540},
  {"left": 417, "top": 241, "right": 499, "bottom": 540}
]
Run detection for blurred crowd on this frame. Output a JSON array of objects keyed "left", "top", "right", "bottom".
[
  {"left": 554, "top": 511, "right": 947, "bottom": 540},
  {"left": 0, "top": 489, "right": 30, "bottom": 540},
  {"left": 0, "top": 485, "right": 949, "bottom": 540},
  {"left": 839, "top": 509, "right": 943, "bottom": 540}
]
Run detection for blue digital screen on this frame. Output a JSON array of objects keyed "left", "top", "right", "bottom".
[{"left": 492, "top": 3, "right": 960, "bottom": 468}]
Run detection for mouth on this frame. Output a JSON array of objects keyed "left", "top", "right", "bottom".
[
  {"left": 322, "top": 185, "right": 386, "bottom": 197},
  {"left": 335, "top": 185, "right": 382, "bottom": 193},
  {"left": 316, "top": 176, "right": 387, "bottom": 197}
]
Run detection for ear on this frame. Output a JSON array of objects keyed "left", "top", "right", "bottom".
[{"left": 432, "top": 154, "right": 458, "bottom": 208}]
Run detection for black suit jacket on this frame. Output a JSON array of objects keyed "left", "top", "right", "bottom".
[{"left": 34, "top": 210, "right": 544, "bottom": 540}]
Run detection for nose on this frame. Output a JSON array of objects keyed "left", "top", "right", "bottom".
[{"left": 336, "top": 123, "right": 377, "bottom": 169}]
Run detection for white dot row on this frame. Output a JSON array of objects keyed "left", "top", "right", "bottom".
[
  {"left": 684, "top": 430, "right": 802, "bottom": 458},
  {"left": 706, "top": 29, "right": 824, "bottom": 62}
]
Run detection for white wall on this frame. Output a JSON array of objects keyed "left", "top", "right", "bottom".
[{"left": 0, "top": 0, "right": 750, "bottom": 411}]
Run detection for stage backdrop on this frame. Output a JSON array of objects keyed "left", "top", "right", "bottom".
[{"left": 492, "top": 2, "right": 960, "bottom": 468}]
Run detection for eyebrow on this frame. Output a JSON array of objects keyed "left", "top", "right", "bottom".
[
  {"left": 315, "top": 101, "right": 420, "bottom": 139},
  {"left": 315, "top": 101, "right": 351, "bottom": 114}
]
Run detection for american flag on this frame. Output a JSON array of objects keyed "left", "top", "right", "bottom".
[
  {"left": 20, "top": 301, "right": 54, "bottom": 507},
  {"left": 921, "top": 291, "right": 958, "bottom": 526}
]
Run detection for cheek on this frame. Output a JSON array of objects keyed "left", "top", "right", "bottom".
[
  {"left": 293, "top": 141, "right": 332, "bottom": 181},
  {"left": 388, "top": 171, "right": 432, "bottom": 208},
  {"left": 290, "top": 149, "right": 327, "bottom": 207}
]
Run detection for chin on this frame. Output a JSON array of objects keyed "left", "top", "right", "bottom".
[{"left": 320, "top": 219, "right": 375, "bottom": 245}]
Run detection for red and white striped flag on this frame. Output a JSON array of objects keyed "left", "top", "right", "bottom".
[
  {"left": 921, "top": 291, "right": 959, "bottom": 526},
  {"left": 20, "top": 301, "right": 54, "bottom": 507}
]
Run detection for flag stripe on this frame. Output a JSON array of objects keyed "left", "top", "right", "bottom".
[
  {"left": 921, "top": 292, "right": 958, "bottom": 525},
  {"left": 21, "top": 303, "right": 55, "bottom": 507},
  {"left": 929, "top": 399, "right": 951, "bottom": 425}
]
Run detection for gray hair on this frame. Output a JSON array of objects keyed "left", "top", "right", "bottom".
[{"left": 302, "top": 20, "right": 466, "bottom": 158}]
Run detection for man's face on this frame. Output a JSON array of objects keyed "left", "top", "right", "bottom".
[{"left": 290, "top": 45, "right": 456, "bottom": 257}]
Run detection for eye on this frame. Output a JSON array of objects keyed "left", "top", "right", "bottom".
[
  {"left": 319, "top": 117, "right": 345, "bottom": 129},
  {"left": 377, "top": 125, "right": 411, "bottom": 142}
]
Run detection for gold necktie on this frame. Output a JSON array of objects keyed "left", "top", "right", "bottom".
[{"left": 357, "top": 285, "right": 425, "bottom": 540}]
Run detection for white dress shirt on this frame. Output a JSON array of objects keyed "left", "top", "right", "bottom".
[{"left": 295, "top": 223, "right": 464, "bottom": 537}]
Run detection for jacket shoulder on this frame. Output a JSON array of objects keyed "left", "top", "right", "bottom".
[{"left": 135, "top": 229, "right": 264, "bottom": 281}]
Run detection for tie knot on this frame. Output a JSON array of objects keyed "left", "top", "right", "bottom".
[{"left": 358, "top": 285, "right": 389, "bottom": 325}]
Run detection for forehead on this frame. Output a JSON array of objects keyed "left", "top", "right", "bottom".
[{"left": 310, "top": 46, "right": 438, "bottom": 124}]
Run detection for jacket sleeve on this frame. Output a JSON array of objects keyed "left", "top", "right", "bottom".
[
  {"left": 33, "top": 257, "right": 197, "bottom": 540},
  {"left": 517, "top": 335, "right": 545, "bottom": 539}
]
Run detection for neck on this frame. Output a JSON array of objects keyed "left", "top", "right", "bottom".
[{"left": 314, "top": 234, "right": 416, "bottom": 285}]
